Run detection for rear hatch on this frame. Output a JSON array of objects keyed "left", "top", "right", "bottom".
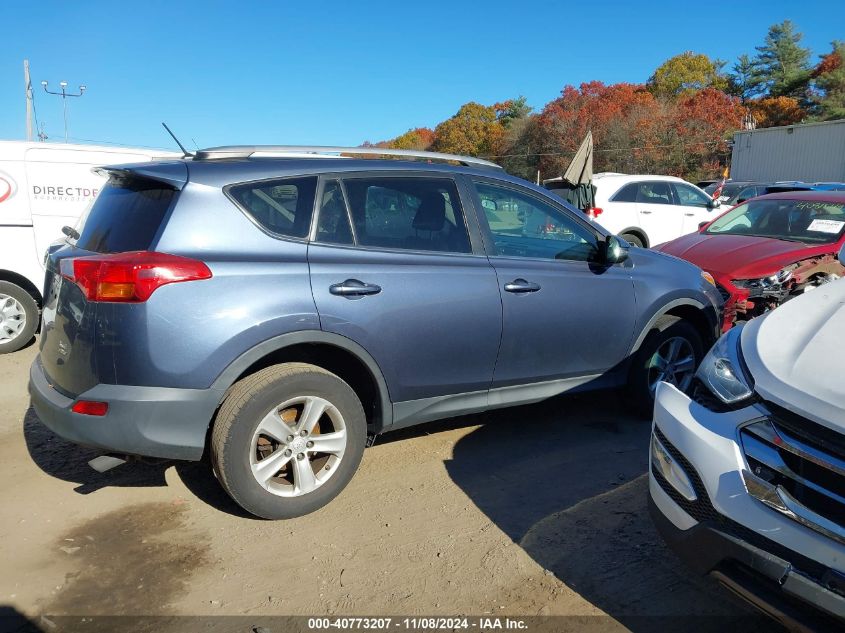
[{"left": 40, "top": 171, "right": 180, "bottom": 396}]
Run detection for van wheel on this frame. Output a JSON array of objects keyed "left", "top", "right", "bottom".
[
  {"left": 211, "top": 363, "right": 366, "bottom": 519},
  {"left": 627, "top": 316, "right": 703, "bottom": 418},
  {"left": 621, "top": 233, "right": 644, "bottom": 248},
  {"left": 0, "top": 282, "right": 38, "bottom": 354}
]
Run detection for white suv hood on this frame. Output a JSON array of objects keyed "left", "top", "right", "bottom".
[{"left": 741, "top": 278, "right": 845, "bottom": 432}]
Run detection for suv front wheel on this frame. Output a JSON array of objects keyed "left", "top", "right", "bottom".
[
  {"left": 211, "top": 363, "right": 366, "bottom": 519},
  {"left": 627, "top": 316, "right": 703, "bottom": 417}
]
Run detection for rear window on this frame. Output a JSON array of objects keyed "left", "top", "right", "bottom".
[
  {"left": 227, "top": 176, "right": 317, "bottom": 239},
  {"left": 76, "top": 178, "right": 175, "bottom": 253}
]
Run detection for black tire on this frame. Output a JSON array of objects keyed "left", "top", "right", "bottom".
[
  {"left": 211, "top": 363, "right": 366, "bottom": 519},
  {"left": 627, "top": 316, "right": 704, "bottom": 418},
  {"left": 0, "top": 281, "right": 39, "bottom": 354},
  {"left": 621, "top": 233, "right": 645, "bottom": 248}
]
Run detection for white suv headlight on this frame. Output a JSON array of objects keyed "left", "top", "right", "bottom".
[{"left": 695, "top": 327, "right": 754, "bottom": 405}]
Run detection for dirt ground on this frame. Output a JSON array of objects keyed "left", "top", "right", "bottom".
[{"left": 0, "top": 343, "right": 776, "bottom": 632}]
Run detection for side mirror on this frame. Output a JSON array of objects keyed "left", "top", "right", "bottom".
[
  {"left": 603, "top": 235, "right": 629, "bottom": 264},
  {"left": 481, "top": 199, "right": 498, "bottom": 212},
  {"left": 698, "top": 221, "right": 709, "bottom": 230},
  {"left": 708, "top": 198, "right": 721, "bottom": 209}
]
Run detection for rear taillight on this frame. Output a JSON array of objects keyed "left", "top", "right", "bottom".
[
  {"left": 587, "top": 207, "right": 603, "bottom": 218},
  {"left": 60, "top": 251, "right": 212, "bottom": 303}
]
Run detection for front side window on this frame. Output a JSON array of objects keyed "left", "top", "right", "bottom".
[
  {"left": 672, "top": 183, "right": 711, "bottom": 207},
  {"left": 227, "top": 176, "right": 317, "bottom": 238},
  {"left": 705, "top": 198, "right": 845, "bottom": 244},
  {"left": 341, "top": 177, "right": 471, "bottom": 254},
  {"left": 475, "top": 181, "right": 599, "bottom": 261}
]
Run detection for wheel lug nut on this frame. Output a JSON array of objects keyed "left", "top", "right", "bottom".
[
  {"left": 306, "top": 440, "right": 314, "bottom": 449},
  {"left": 286, "top": 435, "right": 294, "bottom": 442},
  {"left": 296, "top": 453, "right": 305, "bottom": 460},
  {"left": 300, "top": 430, "right": 308, "bottom": 437},
  {"left": 284, "top": 449, "right": 292, "bottom": 457}
]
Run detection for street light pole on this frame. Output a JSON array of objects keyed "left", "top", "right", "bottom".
[{"left": 41, "top": 80, "right": 86, "bottom": 142}]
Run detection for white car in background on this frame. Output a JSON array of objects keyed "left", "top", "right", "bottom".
[
  {"left": 589, "top": 174, "right": 720, "bottom": 248},
  {"left": 650, "top": 257, "right": 845, "bottom": 629}
]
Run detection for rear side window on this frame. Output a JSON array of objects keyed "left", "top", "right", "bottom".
[
  {"left": 76, "top": 178, "right": 175, "bottom": 253},
  {"left": 227, "top": 176, "right": 317, "bottom": 239},
  {"left": 341, "top": 177, "right": 471, "bottom": 254},
  {"left": 611, "top": 183, "right": 638, "bottom": 202}
]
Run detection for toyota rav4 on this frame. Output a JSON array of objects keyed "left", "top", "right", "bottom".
[{"left": 29, "top": 146, "right": 721, "bottom": 519}]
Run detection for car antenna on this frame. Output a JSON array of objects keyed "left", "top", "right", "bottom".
[{"left": 161, "top": 122, "right": 193, "bottom": 158}]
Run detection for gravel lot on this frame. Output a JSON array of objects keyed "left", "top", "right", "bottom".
[{"left": 0, "top": 342, "right": 775, "bottom": 632}]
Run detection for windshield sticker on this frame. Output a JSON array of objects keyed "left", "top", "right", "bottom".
[{"left": 807, "top": 219, "right": 845, "bottom": 233}]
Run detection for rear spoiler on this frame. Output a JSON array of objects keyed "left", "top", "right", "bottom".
[{"left": 93, "top": 160, "right": 189, "bottom": 190}]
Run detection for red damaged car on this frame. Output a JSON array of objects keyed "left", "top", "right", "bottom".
[{"left": 656, "top": 191, "right": 845, "bottom": 331}]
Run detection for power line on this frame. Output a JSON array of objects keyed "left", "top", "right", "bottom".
[{"left": 485, "top": 139, "right": 730, "bottom": 160}]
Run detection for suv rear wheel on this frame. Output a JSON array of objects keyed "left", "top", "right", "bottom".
[
  {"left": 0, "top": 281, "right": 38, "bottom": 354},
  {"left": 211, "top": 363, "right": 366, "bottom": 519},
  {"left": 627, "top": 316, "right": 703, "bottom": 417}
]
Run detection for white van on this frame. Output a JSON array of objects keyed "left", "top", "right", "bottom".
[{"left": 0, "top": 141, "right": 177, "bottom": 353}]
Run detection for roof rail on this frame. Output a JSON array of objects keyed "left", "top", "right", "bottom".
[{"left": 193, "top": 145, "right": 502, "bottom": 169}]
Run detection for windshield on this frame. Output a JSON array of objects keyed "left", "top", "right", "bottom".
[{"left": 705, "top": 198, "right": 845, "bottom": 244}]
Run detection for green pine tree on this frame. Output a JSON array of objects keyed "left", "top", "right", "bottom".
[{"left": 751, "top": 21, "right": 813, "bottom": 100}]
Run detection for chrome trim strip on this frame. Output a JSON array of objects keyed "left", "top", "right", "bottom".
[
  {"left": 742, "top": 470, "right": 845, "bottom": 546},
  {"left": 741, "top": 433, "right": 845, "bottom": 507},
  {"left": 745, "top": 419, "right": 845, "bottom": 479}
]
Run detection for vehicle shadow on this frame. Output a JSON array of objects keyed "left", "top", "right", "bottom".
[
  {"left": 442, "top": 390, "right": 775, "bottom": 632},
  {"left": 21, "top": 404, "right": 254, "bottom": 519}
]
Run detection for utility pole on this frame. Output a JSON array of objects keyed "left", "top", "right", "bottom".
[
  {"left": 24, "top": 60, "right": 33, "bottom": 141},
  {"left": 41, "top": 80, "right": 86, "bottom": 142}
]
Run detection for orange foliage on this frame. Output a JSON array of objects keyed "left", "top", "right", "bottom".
[{"left": 747, "top": 96, "right": 806, "bottom": 127}]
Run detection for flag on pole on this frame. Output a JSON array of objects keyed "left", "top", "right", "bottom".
[{"left": 711, "top": 166, "right": 729, "bottom": 200}]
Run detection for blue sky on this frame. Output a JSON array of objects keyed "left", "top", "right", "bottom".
[{"left": 2, "top": 0, "right": 843, "bottom": 151}]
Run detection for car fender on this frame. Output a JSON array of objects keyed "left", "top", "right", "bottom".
[
  {"left": 209, "top": 330, "right": 394, "bottom": 429},
  {"left": 628, "top": 297, "right": 712, "bottom": 355}
]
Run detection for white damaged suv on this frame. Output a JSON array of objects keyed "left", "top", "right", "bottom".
[{"left": 649, "top": 248, "right": 845, "bottom": 629}]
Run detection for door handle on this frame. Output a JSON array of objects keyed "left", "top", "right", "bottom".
[
  {"left": 684, "top": 213, "right": 695, "bottom": 217},
  {"left": 504, "top": 279, "right": 541, "bottom": 293},
  {"left": 641, "top": 210, "right": 653, "bottom": 215},
  {"left": 329, "top": 279, "right": 382, "bottom": 297}
]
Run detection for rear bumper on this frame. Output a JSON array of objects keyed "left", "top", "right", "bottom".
[{"left": 28, "top": 357, "right": 223, "bottom": 461}]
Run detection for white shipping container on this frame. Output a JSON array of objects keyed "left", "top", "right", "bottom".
[{"left": 730, "top": 119, "right": 845, "bottom": 183}]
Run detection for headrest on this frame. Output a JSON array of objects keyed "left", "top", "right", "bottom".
[{"left": 412, "top": 193, "right": 446, "bottom": 231}]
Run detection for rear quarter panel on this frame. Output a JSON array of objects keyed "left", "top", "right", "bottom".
[{"left": 95, "top": 182, "right": 320, "bottom": 389}]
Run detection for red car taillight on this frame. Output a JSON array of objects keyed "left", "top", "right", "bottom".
[
  {"left": 587, "top": 207, "right": 603, "bottom": 218},
  {"left": 60, "top": 251, "right": 212, "bottom": 303}
]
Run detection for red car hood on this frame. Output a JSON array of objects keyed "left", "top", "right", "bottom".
[{"left": 656, "top": 232, "right": 831, "bottom": 279}]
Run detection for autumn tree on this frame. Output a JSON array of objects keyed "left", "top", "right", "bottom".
[
  {"left": 747, "top": 96, "right": 806, "bottom": 127},
  {"left": 751, "top": 21, "right": 813, "bottom": 99},
  {"left": 431, "top": 102, "right": 505, "bottom": 157},
  {"left": 814, "top": 41, "right": 845, "bottom": 120},
  {"left": 533, "top": 82, "right": 660, "bottom": 176},
  {"left": 388, "top": 127, "right": 436, "bottom": 150},
  {"left": 648, "top": 52, "right": 728, "bottom": 99}
]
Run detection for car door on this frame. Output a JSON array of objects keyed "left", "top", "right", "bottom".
[
  {"left": 635, "top": 180, "right": 683, "bottom": 246},
  {"left": 307, "top": 173, "right": 502, "bottom": 415},
  {"left": 672, "top": 181, "right": 716, "bottom": 235},
  {"left": 469, "top": 177, "right": 637, "bottom": 395}
]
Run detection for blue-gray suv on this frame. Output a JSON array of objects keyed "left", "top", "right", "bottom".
[{"left": 29, "top": 146, "right": 722, "bottom": 519}]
